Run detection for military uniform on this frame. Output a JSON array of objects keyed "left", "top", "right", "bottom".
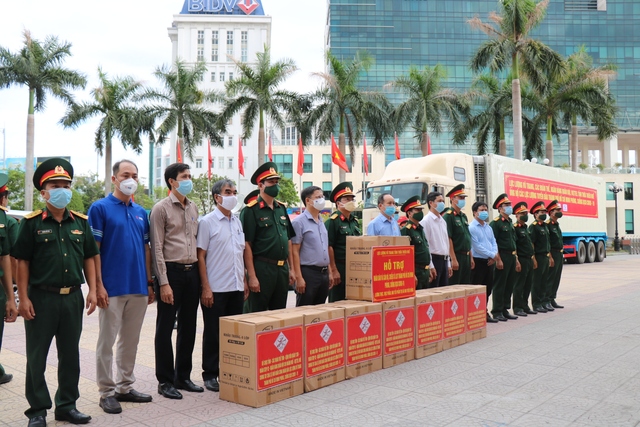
[
  {"left": 529, "top": 201, "right": 551, "bottom": 312},
  {"left": 400, "top": 196, "right": 431, "bottom": 290},
  {"left": 512, "top": 202, "right": 536, "bottom": 315},
  {"left": 490, "top": 193, "right": 518, "bottom": 318},
  {"left": 0, "top": 187, "right": 13, "bottom": 383},
  {"left": 546, "top": 200, "right": 564, "bottom": 307},
  {"left": 443, "top": 184, "right": 471, "bottom": 285},
  {"left": 12, "top": 158, "right": 99, "bottom": 423},
  {"left": 241, "top": 163, "right": 295, "bottom": 312}
]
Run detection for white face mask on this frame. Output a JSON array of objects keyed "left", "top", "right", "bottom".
[
  {"left": 117, "top": 178, "right": 138, "bottom": 196},
  {"left": 341, "top": 200, "right": 357, "bottom": 212},
  {"left": 218, "top": 194, "right": 238, "bottom": 211},
  {"left": 313, "top": 197, "right": 326, "bottom": 210}
]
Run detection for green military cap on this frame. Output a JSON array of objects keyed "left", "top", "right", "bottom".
[
  {"left": 244, "top": 189, "right": 260, "bottom": 205},
  {"left": 546, "top": 199, "right": 560, "bottom": 212},
  {"left": 330, "top": 181, "right": 355, "bottom": 203},
  {"left": 492, "top": 193, "right": 511, "bottom": 209},
  {"left": 401, "top": 195, "right": 424, "bottom": 213},
  {"left": 250, "top": 162, "right": 280, "bottom": 185},
  {"left": 530, "top": 201, "right": 547, "bottom": 214},
  {"left": 0, "top": 172, "right": 8, "bottom": 192},
  {"left": 33, "top": 157, "right": 74, "bottom": 191},
  {"left": 446, "top": 183, "right": 467, "bottom": 198},
  {"left": 513, "top": 201, "right": 528, "bottom": 214}
]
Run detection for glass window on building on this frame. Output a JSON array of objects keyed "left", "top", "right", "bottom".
[
  {"left": 322, "top": 181, "right": 333, "bottom": 200},
  {"left": 228, "top": 157, "right": 233, "bottom": 169},
  {"left": 210, "top": 71, "right": 215, "bottom": 82},
  {"left": 624, "top": 182, "right": 633, "bottom": 200},
  {"left": 228, "top": 136, "right": 233, "bottom": 147},
  {"left": 229, "top": 72, "right": 233, "bottom": 81},
  {"left": 197, "top": 30, "right": 204, "bottom": 45},
  {"left": 241, "top": 30, "right": 248, "bottom": 62},
  {"left": 625, "top": 209, "right": 634, "bottom": 234},
  {"left": 197, "top": 48, "right": 204, "bottom": 62},
  {"left": 303, "top": 154, "right": 313, "bottom": 173},
  {"left": 195, "top": 157, "right": 203, "bottom": 169},
  {"left": 219, "top": 157, "right": 224, "bottom": 169},
  {"left": 606, "top": 182, "right": 615, "bottom": 200},
  {"left": 322, "top": 154, "right": 332, "bottom": 173},
  {"left": 220, "top": 72, "right": 225, "bottom": 82},
  {"left": 227, "top": 30, "right": 234, "bottom": 56},
  {"left": 273, "top": 154, "right": 293, "bottom": 178},
  {"left": 211, "top": 30, "right": 219, "bottom": 61},
  {"left": 303, "top": 181, "right": 313, "bottom": 189}
]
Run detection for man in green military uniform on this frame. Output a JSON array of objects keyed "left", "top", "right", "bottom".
[
  {"left": 0, "top": 172, "right": 17, "bottom": 386},
  {"left": 545, "top": 200, "right": 565, "bottom": 310},
  {"left": 13, "top": 158, "right": 99, "bottom": 427},
  {"left": 512, "top": 202, "right": 537, "bottom": 317},
  {"left": 241, "top": 163, "right": 295, "bottom": 312},
  {"left": 400, "top": 196, "right": 436, "bottom": 289},
  {"left": 529, "top": 201, "right": 554, "bottom": 313},
  {"left": 442, "top": 184, "right": 472, "bottom": 285},
  {"left": 489, "top": 193, "right": 520, "bottom": 321},
  {"left": 325, "top": 182, "right": 360, "bottom": 302}
]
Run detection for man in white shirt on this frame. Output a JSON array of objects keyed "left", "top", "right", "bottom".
[
  {"left": 196, "top": 179, "right": 247, "bottom": 393},
  {"left": 420, "top": 191, "right": 451, "bottom": 288}
]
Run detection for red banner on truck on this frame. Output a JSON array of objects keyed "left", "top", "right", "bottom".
[{"left": 504, "top": 173, "right": 598, "bottom": 218}]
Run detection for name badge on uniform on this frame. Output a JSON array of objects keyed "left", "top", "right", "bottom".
[
  {"left": 37, "top": 229, "right": 52, "bottom": 235},
  {"left": 71, "top": 230, "right": 84, "bottom": 235},
  {"left": 259, "top": 217, "right": 269, "bottom": 222},
  {"left": 0, "top": 224, "right": 4, "bottom": 228},
  {"left": 280, "top": 216, "right": 286, "bottom": 220}
]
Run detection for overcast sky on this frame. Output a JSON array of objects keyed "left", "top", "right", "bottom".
[{"left": 0, "top": 0, "right": 326, "bottom": 183}]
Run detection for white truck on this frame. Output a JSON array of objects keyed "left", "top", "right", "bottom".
[{"left": 363, "top": 153, "right": 607, "bottom": 264}]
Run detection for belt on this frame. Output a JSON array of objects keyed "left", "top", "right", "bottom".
[
  {"left": 166, "top": 262, "right": 197, "bottom": 271},
  {"left": 255, "top": 256, "right": 286, "bottom": 267},
  {"left": 416, "top": 263, "right": 430, "bottom": 270},
  {"left": 552, "top": 248, "right": 564, "bottom": 252},
  {"left": 301, "top": 265, "right": 329, "bottom": 273},
  {"left": 517, "top": 254, "right": 535, "bottom": 259},
  {"left": 499, "top": 249, "right": 517, "bottom": 255},
  {"left": 32, "top": 285, "right": 81, "bottom": 295},
  {"left": 455, "top": 251, "right": 470, "bottom": 256},
  {"left": 431, "top": 254, "right": 450, "bottom": 261},
  {"left": 535, "top": 252, "right": 551, "bottom": 257}
]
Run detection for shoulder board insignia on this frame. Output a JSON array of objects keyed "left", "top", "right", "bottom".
[
  {"left": 405, "top": 223, "right": 413, "bottom": 229},
  {"left": 246, "top": 200, "right": 258, "bottom": 207},
  {"left": 545, "top": 220, "right": 551, "bottom": 224},
  {"left": 0, "top": 206, "right": 7, "bottom": 212},
  {"left": 71, "top": 210, "right": 88, "bottom": 220},
  {"left": 494, "top": 216, "right": 500, "bottom": 221},
  {"left": 442, "top": 208, "right": 453, "bottom": 215},
  {"left": 24, "top": 210, "right": 43, "bottom": 220},
  {"left": 275, "top": 199, "right": 285, "bottom": 206},
  {"left": 330, "top": 213, "right": 338, "bottom": 220}
]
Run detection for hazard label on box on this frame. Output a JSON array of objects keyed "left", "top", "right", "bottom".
[
  {"left": 346, "top": 313, "right": 382, "bottom": 365},
  {"left": 305, "top": 319, "right": 345, "bottom": 377},
  {"left": 417, "top": 300, "right": 443, "bottom": 345},
  {"left": 466, "top": 294, "right": 486, "bottom": 331},
  {"left": 443, "top": 297, "right": 466, "bottom": 338},
  {"left": 384, "top": 307, "right": 415, "bottom": 355},
  {"left": 256, "top": 326, "right": 303, "bottom": 391}
]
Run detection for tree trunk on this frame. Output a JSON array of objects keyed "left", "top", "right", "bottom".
[
  {"left": 148, "top": 139, "right": 155, "bottom": 200},
  {"left": 104, "top": 137, "right": 112, "bottom": 197},
  {"left": 257, "top": 109, "right": 265, "bottom": 167},
  {"left": 25, "top": 89, "right": 36, "bottom": 211},
  {"left": 338, "top": 132, "right": 346, "bottom": 183},
  {"left": 545, "top": 116, "right": 554, "bottom": 167},
  {"left": 571, "top": 116, "right": 578, "bottom": 172},
  {"left": 512, "top": 79, "right": 523, "bottom": 160},
  {"left": 499, "top": 119, "right": 506, "bottom": 156},
  {"left": 421, "top": 132, "right": 428, "bottom": 157}
]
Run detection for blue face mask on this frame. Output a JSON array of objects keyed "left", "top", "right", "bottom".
[
  {"left": 457, "top": 199, "right": 466, "bottom": 209},
  {"left": 436, "top": 201, "right": 445, "bottom": 213},
  {"left": 504, "top": 206, "right": 513, "bottom": 215},
  {"left": 47, "top": 188, "right": 72, "bottom": 209},
  {"left": 384, "top": 206, "right": 396, "bottom": 217},
  {"left": 478, "top": 211, "right": 489, "bottom": 221},
  {"left": 176, "top": 179, "right": 193, "bottom": 196}
]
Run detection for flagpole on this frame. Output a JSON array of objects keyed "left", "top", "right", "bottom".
[{"left": 362, "top": 137, "right": 365, "bottom": 203}]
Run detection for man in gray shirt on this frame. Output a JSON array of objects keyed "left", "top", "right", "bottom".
[{"left": 292, "top": 186, "right": 330, "bottom": 306}]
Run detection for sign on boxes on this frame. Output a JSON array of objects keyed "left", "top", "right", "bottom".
[
  {"left": 414, "top": 290, "right": 445, "bottom": 359},
  {"left": 219, "top": 311, "right": 303, "bottom": 407},
  {"left": 345, "top": 236, "right": 415, "bottom": 302},
  {"left": 449, "top": 285, "right": 487, "bottom": 342},
  {"left": 429, "top": 288, "right": 467, "bottom": 350},
  {"left": 382, "top": 297, "right": 415, "bottom": 368}
]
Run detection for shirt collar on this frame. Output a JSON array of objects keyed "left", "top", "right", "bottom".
[
  {"left": 107, "top": 193, "right": 132, "bottom": 206},
  {"left": 213, "top": 207, "right": 230, "bottom": 221},
  {"left": 303, "top": 209, "right": 320, "bottom": 222},
  {"left": 43, "top": 206, "right": 72, "bottom": 222},
  {"left": 169, "top": 191, "right": 190, "bottom": 206}
]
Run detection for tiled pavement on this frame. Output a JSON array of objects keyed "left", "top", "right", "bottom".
[{"left": 2, "top": 255, "right": 640, "bottom": 426}]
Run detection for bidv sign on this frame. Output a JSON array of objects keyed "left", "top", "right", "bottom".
[{"left": 187, "top": 0, "right": 261, "bottom": 15}]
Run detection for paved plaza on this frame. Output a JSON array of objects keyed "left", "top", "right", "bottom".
[{"left": 2, "top": 255, "right": 640, "bottom": 426}]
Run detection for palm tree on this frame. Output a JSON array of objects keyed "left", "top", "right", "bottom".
[
  {"left": 61, "top": 68, "right": 154, "bottom": 196},
  {"left": 0, "top": 30, "right": 86, "bottom": 210},
  {"left": 141, "top": 60, "right": 225, "bottom": 162},
  {"left": 222, "top": 45, "right": 297, "bottom": 166},
  {"left": 468, "top": 0, "right": 563, "bottom": 160},
  {"left": 389, "top": 65, "right": 470, "bottom": 157}
]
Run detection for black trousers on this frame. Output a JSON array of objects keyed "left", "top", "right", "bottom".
[
  {"left": 296, "top": 265, "right": 329, "bottom": 306},
  {"left": 155, "top": 264, "right": 200, "bottom": 384},
  {"left": 430, "top": 255, "right": 449, "bottom": 288},
  {"left": 201, "top": 290, "right": 244, "bottom": 380},
  {"left": 471, "top": 258, "right": 494, "bottom": 303}
]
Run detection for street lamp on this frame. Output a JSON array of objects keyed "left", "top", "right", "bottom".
[{"left": 609, "top": 182, "right": 623, "bottom": 251}]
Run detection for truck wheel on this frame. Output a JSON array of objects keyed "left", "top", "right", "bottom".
[
  {"left": 586, "top": 241, "right": 596, "bottom": 263},
  {"left": 576, "top": 241, "right": 586, "bottom": 264},
  {"left": 595, "top": 241, "right": 605, "bottom": 262}
]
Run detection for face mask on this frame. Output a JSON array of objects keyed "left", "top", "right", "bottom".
[
  {"left": 264, "top": 184, "right": 280, "bottom": 198},
  {"left": 175, "top": 179, "right": 193, "bottom": 196},
  {"left": 384, "top": 206, "right": 396, "bottom": 217},
  {"left": 47, "top": 188, "right": 72, "bottom": 209},
  {"left": 436, "top": 201, "right": 445, "bottom": 213},
  {"left": 312, "top": 197, "right": 325, "bottom": 210},
  {"left": 412, "top": 211, "right": 424, "bottom": 222},
  {"left": 218, "top": 195, "right": 237, "bottom": 211},
  {"left": 478, "top": 211, "right": 489, "bottom": 221},
  {"left": 341, "top": 201, "right": 357, "bottom": 212},
  {"left": 538, "top": 214, "right": 547, "bottom": 221},
  {"left": 504, "top": 206, "right": 513, "bottom": 215},
  {"left": 520, "top": 214, "right": 529, "bottom": 223},
  {"left": 457, "top": 199, "right": 466, "bottom": 209},
  {"left": 117, "top": 178, "right": 138, "bottom": 196},
  {"left": 555, "top": 211, "right": 563, "bottom": 218}
]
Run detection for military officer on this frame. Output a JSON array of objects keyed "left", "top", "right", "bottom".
[
  {"left": 13, "top": 158, "right": 99, "bottom": 427},
  {"left": 489, "top": 193, "right": 520, "bottom": 321},
  {"left": 240, "top": 163, "right": 295, "bottom": 312},
  {"left": 545, "top": 200, "right": 565, "bottom": 310},
  {"left": 400, "top": 196, "right": 436, "bottom": 289},
  {"left": 325, "top": 182, "right": 360, "bottom": 302},
  {"left": 443, "top": 184, "right": 472, "bottom": 285},
  {"left": 0, "top": 172, "right": 17, "bottom": 386},
  {"left": 529, "top": 201, "right": 554, "bottom": 313},
  {"left": 512, "top": 202, "right": 538, "bottom": 317}
]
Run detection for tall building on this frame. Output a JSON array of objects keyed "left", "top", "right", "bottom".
[{"left": 326, "top": 0, "right": 640, "bottom": 167}]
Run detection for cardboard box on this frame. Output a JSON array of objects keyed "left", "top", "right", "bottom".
[
  {"left": 414, "top": 290, "right": 445, "bottom": 359},
  {"left": 382, "top": 298, "right": 415, "bottom": 368},
  {"left": 300, "top": 306, "right": 346, "bottom": 392},
  {"left": 450, "top": 285, "right": 487, "bottom": 342},
  {"left": 345, "top": 236, "right": 414, "bottom": 302},
  {"left": 219, "top": 311, "right": 304, "bottom": 407},
  {"left": 327, "top": 300, "right": 383, "bottom": 379},
  {"left": 431, "top": 288, "right": 467, "bottom": 350}
]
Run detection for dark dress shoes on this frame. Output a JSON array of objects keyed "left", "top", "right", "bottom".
[
  {"left": 544, "top": 303, "right": 555, "bottom": 311},
  {"left": 158, "top": 382, "right": 183, "bottom": 399},
  {"left": 486, "top": 313, "right": 499, "bottom": 323},
  {"left": 115, "top": 389, "right": 153, "bottom": 402},
  {"left": 524, "top": 308, "right": 538, "bottom": 315},
  {"left": 493, "top": 314, "right": 508, "bottom": 322},
  {"left": 503, "top": 312, "right": 518, "bottom": 320},
  {"left": 175, "top": 379, "right": 204, "bottom": 393},
  {"left": 204, "top": 378, "right": 220, "bottom": 392},
  {"left": 99, "top": 396, "right": 122, "bottom": 414},
  {"left": 514, "top": 310, "right": 528, "bottom": 317},
  {"left": 27, "top": 416, "right": 46, "bottom": 427},
  {"left": 0, "top": 373, "right": 13, "bottom": 384},
  {"left": 551, "top": 301, "right": 564, "bottom": 309},
  {"left": 534, "top": 306, "right": 548, "bottom": 313},
  {"left": 54, "top": 409, "right": 92, "bottom": 424}
]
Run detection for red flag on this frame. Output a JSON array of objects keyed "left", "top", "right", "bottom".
[
  {"left": 297, "top": 135, "right": 304, "bottom": 176},
  {"left": 363, "top": 135, "right": 369, "bottom": 176},
  {"left": 238, "top": 137, "right": 245, "bottom": 176},
  {"left": 331, "top": 134, "right": 350, "bottom": 173},
  {"left": 427, "top": 133, "right": 432, "bottom": 155},
  {"left": 176, "top": 139, "right": 183, "bottom": 163},
  {"left": 207, "top": 140, "right": 213, "bottom": 180},
  {"left": 268, "top": 135, "right": 273, "bottom": 162},
  {"left": 394, "top": 132, "right": 401, "bottom": 160}
]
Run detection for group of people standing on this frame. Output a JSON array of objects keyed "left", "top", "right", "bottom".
[{"left": 367, "top": 183, "right": 565, "bottom": 323}]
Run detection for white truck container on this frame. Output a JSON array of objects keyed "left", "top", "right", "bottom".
[{"left": 363, "top": 153, "right": 606, "bottom": 264}]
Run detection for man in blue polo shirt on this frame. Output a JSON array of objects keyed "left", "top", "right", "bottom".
[
  {"left": 88, "top": 160, "right": 155, "bottom": 415},
  {"left": 367, "top": 193, "right": 401, "bottom": 236}
]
